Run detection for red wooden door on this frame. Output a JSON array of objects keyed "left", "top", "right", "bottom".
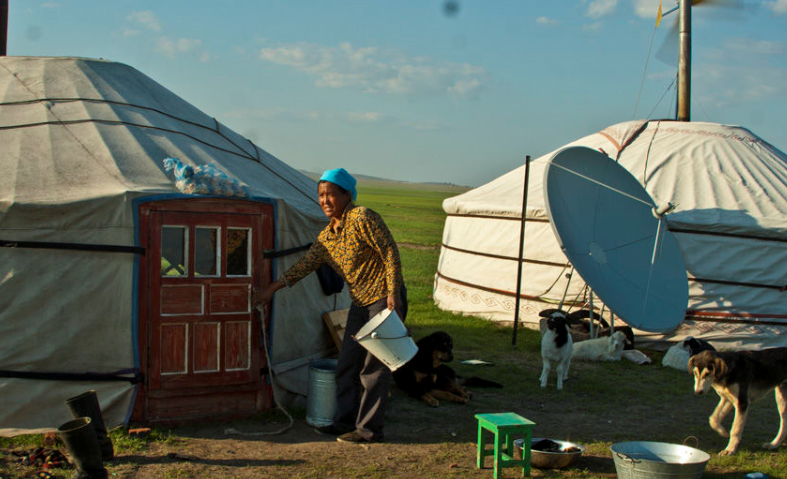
[{"left": 136, "top": 199, "right": 274, "bottom": 422}]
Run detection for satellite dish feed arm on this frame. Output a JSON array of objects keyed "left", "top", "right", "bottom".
[{"left": 651, "top": 202, "right": 676, "bottom": 219}]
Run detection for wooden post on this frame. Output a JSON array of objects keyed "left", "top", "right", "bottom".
[
  {"left": 677, "top": 0, "right": 691, "bottom": 121},
  {"left": 512, "top": 155, "right": 531, "bottom": 347}
]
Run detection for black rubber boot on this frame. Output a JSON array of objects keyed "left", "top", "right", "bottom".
[
  {"left": 65, "top": 390, "right": 114, "bottom": 460},
  {"left": 57, "top": 417, "right": 109, "bottom": 479}
]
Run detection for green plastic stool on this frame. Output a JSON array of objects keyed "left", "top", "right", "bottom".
[{"left": 475, "top": 412, "right": 536, "bottom": 478}]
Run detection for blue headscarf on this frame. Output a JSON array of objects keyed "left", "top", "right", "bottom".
[{"left": 319, "top": 168, "right": 357, "bottom": 201}]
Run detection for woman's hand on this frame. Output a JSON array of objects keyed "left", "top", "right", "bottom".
[
  {"left": 253, "top": 280, "right": 283, "bottom": 309},
  {"left": 387, "top": 293, "right": 398, "bottom": 311}
]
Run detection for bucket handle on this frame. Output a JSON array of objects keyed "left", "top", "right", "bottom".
[
  {"left": 352, "top": 331, "right": 411, "bottom": 342},
  {"left": 682, "top": 436, "right": 700, "bottom": 449},
  {"left": 614, "top": 451, "right": 641, "bottom": 464}
]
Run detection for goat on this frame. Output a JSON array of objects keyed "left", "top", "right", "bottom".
[{"left": 539, "top": 310, "right": 573, "bottom": 390}]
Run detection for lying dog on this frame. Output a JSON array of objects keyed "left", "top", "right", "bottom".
[
  {"left": 663, "top": 336, "right": 716, "bottom": 371},
  {"left": 392, "top": 331, "right": 502, "bottom": 407},
  {"left": 689, "top": 348, "right": 787, "bottom": 455},
  {"left": 539, "top": 310, "right": 573, "bottom": 390},
  {"left": 541, "top": 308, "right": 635, "bottom": 349},
  {"left": 572, "top": 330, "right": 628, "bottom": 361}
]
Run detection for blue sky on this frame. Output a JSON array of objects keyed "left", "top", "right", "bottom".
[{"left": 8, "top": 0, "right": 787, "bottom": 186}]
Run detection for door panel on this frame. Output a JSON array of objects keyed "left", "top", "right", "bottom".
[
  {"left": 225, "top": 321, "right": 251, "bottom": 371},
  {"left": 160, "top": 323, "right": 188, "bottom": 375},
  {"left": 161, "top": 285, "right": 204, "bottom": 315},
  {"left": 210, "top": 285, "right": 250, "bottom": 313},
  {"left": 137, "top": 199, "right": 274, "bottom": 422}
]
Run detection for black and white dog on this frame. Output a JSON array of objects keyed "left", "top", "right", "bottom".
[
  {"left": 539, "top": 310, "right": 573, "bottom": 390},
  {"left": 689, "top": 348, "right": 787, "bottom": 455}
]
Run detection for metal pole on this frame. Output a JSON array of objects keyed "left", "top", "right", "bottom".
[
  {"left": 677, "top": 0, "right": 691, "bottom": 122},
  {"left": 558, "top": 266, "right": 574, "bottom": 309},
  {"left": 512, "top": 155, "right": 531, "bottom": 347},
  {"left": 1, "top": 0, "right": 8, "bottom": 56},
  {"left": 589, "top": 291, "right": 595, "bottom": 338}
]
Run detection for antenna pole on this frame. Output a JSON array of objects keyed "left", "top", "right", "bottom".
[
  {"left": 512, "top": 155, "right": 531, "bottom": 348},
  {"left": 677, "top": 0, "right": 691, "bottom": 122}
]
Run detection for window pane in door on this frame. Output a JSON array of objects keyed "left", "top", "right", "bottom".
[
  {"left": 195, "top": 227, "right": 219, "bottom": 276},
  {"left": 227, "top": 228, "right": 250, "bottom": 276},
  {"left": 161, "top": 226, "right": 187, "bottom": 276}
]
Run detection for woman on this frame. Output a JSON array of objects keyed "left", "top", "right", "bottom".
[{"left": 254, "top": 167, "right": 406, "bottom": 444}]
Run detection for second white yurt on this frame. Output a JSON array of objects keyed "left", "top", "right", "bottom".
[{"left": 435, "top": 120, "right": 787, "bottom": 348}]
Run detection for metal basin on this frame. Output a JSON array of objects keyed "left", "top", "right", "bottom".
[
  {"left": 514, "top": 437, "right": 585, "bottom": 469},
  {"left": 611, "top": 441, "right": 710, "bottom": 479}
]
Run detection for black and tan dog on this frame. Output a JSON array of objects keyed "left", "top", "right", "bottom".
[
  {"left": 392, "top": 331, "right": 502, "bottom": 407},
  {"left": 689, "top": 348, "right": 787, "bottom": 455}
]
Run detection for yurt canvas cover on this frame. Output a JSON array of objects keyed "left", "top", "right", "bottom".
[
  {"left": 0, "top": 56, "right": 350, "bottom": 435},
  {"left": 435, "top": 120, "right": 787, "bottom": 348}
]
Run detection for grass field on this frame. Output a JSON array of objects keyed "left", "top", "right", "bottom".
[{"left": 2, "top": 180, "right": 787, "bottom": 478}]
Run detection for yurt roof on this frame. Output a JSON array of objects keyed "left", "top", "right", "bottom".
[
  {"left": 444, "top": 120, "right": 787, "bottom": 239},
  {"left": 0, "top": 56, "right": 322, "bottom": 235}
]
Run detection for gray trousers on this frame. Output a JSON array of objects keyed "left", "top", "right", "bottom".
[{"left": 333, "top": 287, "right": 407, "bottom": 441}]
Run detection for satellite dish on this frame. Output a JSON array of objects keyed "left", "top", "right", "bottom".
[{"left": 543, "top": 146, "right": 688, "bottom": 333}]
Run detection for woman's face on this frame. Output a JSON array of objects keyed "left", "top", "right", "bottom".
[{"left": 318, "top": 182, "right": 352, "bottom": 220}]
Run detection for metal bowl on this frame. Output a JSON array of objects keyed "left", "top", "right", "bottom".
[{"left": 514, "top": 437, "right": 585, "bottom": 469}]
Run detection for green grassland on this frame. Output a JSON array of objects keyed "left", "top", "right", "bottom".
[{"left": 359, "top": 185, "right": 459, "bottom": 246}]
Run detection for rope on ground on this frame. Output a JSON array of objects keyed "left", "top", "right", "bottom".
[{"left": 224, "top": 305, "right": 295, "bottom": 437}]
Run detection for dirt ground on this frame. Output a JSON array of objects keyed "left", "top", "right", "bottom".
[
  {"left": 4, "top": 355, "right": 782, "bottom": 479},
  {"left": 107, "top": 388, "right": 640, "bottom": 479}
]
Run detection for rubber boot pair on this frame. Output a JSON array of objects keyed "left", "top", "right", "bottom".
[
  {"left": 57, "top": 417, "right": 108, "bottom": 479},
  {"left": 65, "top": 391, "right": 114, "bottom": 460}
]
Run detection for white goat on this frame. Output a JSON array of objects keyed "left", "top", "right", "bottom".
[
  {"left": 572, "top": 330, "right": 627, "bottom": 361},
  {"left": 540, "top": 312, "right": 573, "bottom": 390}
]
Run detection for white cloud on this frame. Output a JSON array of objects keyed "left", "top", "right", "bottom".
[
  {"left": 225, "top": 108, "right": 306, "bottom": 122},
  {"left": 124, "top": 11, "right": 212, "bottom": 62},
  {"left": 583, "top": 22, "right": 604, "bottom": 32},
  {"left": 127, "top": 10, "right": 161, "bottom": 31},
  {"left": 42, "top": 2, "right": 59, "bottom": 8},
  {"left": 347, "top": 112, "right": 385, "bottom": 123},
  {"left": 724, "top": 37, "right": 784, "bottom": 56},
  {"left": 536, "top": 16, "right": 559, "bottom": 25},
  {"left": 225, "top": 107, "right": 440, "bottom": 129},
  {"left": 633, "top": 0, "right": 661, "bottom": 19},
  {"left": 766, "top": 0, "right": 787, "bottom": 14},
  {"left": 258, "top": 41, "right": 487, "bottom": 99},
  {"left": 155, "top": 37, "right": 203, "bottom": 59},
  {"left": 401, "top": 120, "right": 442, "bottom": 131},
  {"left": 586, "top": 0, "right": 618, "bottom": 19},
  {"left": 696, "top": 63, "right": 787, "bottom": 108}
]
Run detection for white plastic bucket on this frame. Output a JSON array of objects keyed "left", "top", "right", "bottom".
[{"left": 353, "top": 309, "right": 417, "bottom": 371}]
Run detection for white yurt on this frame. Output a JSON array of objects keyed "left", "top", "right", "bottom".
[
  {"left": 435, "top": 120, "right": 787, "bottom": 348},
  {"left": 0, "top": 56, "right": 350, "bottom": 435}
]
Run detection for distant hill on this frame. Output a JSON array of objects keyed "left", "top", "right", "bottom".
[{"left": 298, "top": 170, "right": 471, "bottom": 193}]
